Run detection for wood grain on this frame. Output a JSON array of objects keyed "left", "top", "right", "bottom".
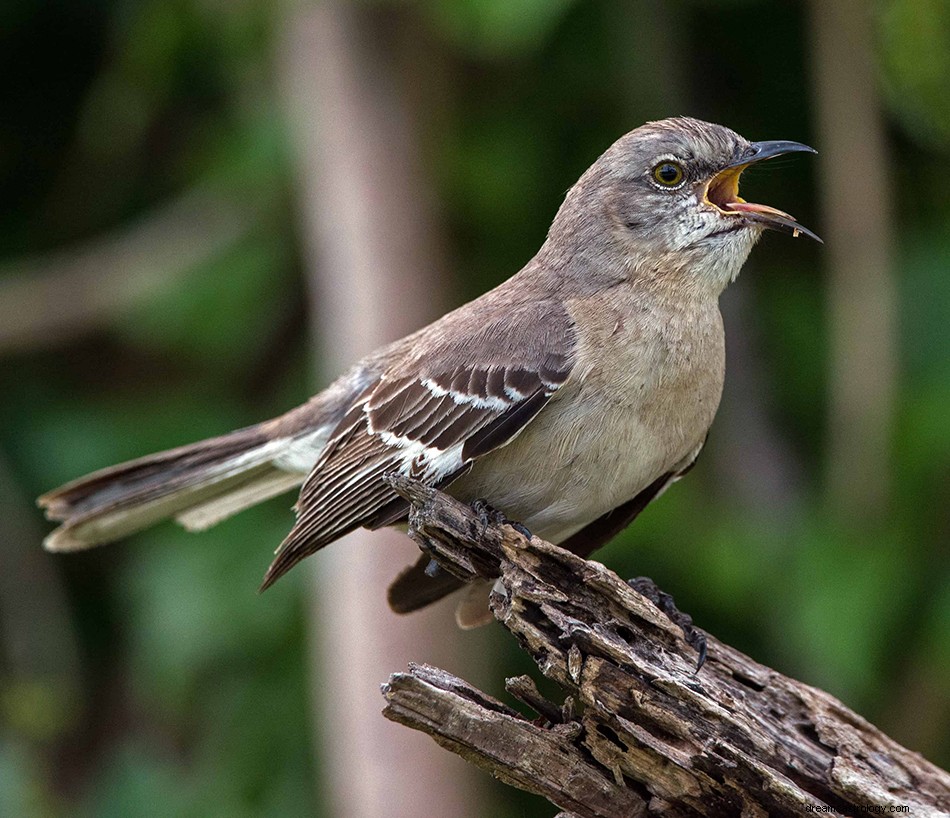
[{"left": 381, "top": 475, "right": 950, "bottom": 817}]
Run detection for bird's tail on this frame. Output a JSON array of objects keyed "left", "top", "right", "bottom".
[{"left": 38, "top": 424, "right": 313, "bottom": 552}]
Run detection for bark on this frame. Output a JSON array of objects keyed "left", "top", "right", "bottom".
[{"left": 381, "top": 476, "right": 950, "bottom": 818}]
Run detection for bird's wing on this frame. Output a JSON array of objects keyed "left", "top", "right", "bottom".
[{"left": 260, "top": 298, "right": 576, "bottom": 589}]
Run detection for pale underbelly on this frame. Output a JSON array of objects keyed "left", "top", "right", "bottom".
[{"left": 447, "top": 389, "right": 709, "bottom": 543}]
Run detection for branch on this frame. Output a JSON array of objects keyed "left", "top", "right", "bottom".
[
  {"left": 0, "top": 188, "right": 254, "bottom": 355},
  {"left": 380, "top": 476, "right": 950, "bottom": 818}
]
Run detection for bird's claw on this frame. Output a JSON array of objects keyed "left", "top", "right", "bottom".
[
  {"left": 627, "top": 576, "right": 708, "bottom": 672},
  {"left": 470, "top": 498, "right": 533, "bottom": 540}
]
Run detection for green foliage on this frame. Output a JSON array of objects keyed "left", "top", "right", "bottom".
[
  {"left": 422, "top": 0, "right": 578, "bottom": 57},
  {"left": 878, "top": 0, "right": 950, "bottom": 147},
  {"left": 116, "top": 228, "right": 295, "bottom": 371}
]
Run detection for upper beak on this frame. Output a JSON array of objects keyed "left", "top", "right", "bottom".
[
  {"left": 705, "top": 140, "right": 821, "bottom": 243},
  {"left": 724, "top": 139, "right": 817, "bottom": 170}
]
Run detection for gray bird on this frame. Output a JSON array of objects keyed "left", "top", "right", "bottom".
[{"left": 38, "top": 117, "right": 818, "bottom": 627}]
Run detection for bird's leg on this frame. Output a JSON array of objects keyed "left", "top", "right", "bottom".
[
  {"left": 627, "top": 576, "right": 708, "bottom": 672},
  {"left": 470, "top": 498, "right": 533, "bottom": 540}
]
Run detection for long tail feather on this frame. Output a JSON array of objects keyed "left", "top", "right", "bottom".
[{"left": 38, "top": 425, "right": 307, "bottom": 551}]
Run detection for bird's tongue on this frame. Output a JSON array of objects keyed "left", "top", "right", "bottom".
[
  {"left": 724, "top": 201, "right": 794, "bottom": 220},
  {"left": 724, "top": 200, "right": 821, "bottom": 242}
]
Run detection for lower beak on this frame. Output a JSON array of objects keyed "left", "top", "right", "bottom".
[{"left": 705, "top": 140, "right": 821, "bottom": 243}]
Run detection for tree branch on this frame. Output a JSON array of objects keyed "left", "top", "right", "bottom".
[
  {"left": 380, "top": 476, "right": 950, "bottom": 817},
  {"left": 0, "top": 188, "right": 254, "bottom": 355}
]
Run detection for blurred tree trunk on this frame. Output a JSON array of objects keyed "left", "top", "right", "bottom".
[
  {"left": 0, "top": 452, "right": 81, "bottom": 798},
  {"left": 279, "top": 3, "right": 478, "bottom": 816},
  {"left": 608, "top": 0, "right": 688, "bottom": 120},
  {"left": 807, "top": 0, "right": 897, "bottom": 520}
]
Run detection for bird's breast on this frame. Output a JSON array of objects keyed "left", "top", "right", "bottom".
[{"left": 451, "top": 293, "right": 725, "bottom": 542}]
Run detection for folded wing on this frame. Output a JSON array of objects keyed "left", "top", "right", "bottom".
[{"left": 261, "top": 299, "right": 575, "bottom": 589}]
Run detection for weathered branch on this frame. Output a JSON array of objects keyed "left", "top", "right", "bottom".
[
  {"left": 380, "top": 476, "right": 950, "bottom": 817},
  {"left": 0, "top": 188, "right": 254, "bottom": 355}
]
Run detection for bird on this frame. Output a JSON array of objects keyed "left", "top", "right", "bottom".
[{"left": 38, "top": 117, "right": 819, "bottom": 628}]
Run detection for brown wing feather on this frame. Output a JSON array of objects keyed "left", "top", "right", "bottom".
[{"left": 259, "top": 300, "right": 576, "bottom": 590}]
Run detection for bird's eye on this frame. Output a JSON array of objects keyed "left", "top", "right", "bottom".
[{"left": 652, "top": 161, "right": 685, "bottom": 187}]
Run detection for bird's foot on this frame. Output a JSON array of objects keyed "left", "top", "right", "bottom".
[
  {"left": 508, "top": 521, "right": 533, "bottom": 539},
  {"left": 470, "top": 498, "right": 533, "bottom": 540},
  {"left": 627, "top": 576, "right": 707, "bottom": 672}
]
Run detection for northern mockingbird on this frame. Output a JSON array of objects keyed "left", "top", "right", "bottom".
[{"left": 39, "top": 117, "right": 818, "bottom": 627}]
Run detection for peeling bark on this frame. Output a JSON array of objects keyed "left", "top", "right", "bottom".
[{"left": 381, "top": 476, "right": 950, "bottom": 817}]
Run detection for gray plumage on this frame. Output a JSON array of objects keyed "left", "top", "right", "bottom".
[{"left": 38, "top": 117, "right": 817, "bottom": 626}]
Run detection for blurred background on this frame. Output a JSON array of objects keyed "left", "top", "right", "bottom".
[{"left": 1, "top": 0, "right": 948, "bottom": 815}]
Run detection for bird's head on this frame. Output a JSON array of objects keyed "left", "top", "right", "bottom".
[{"left": 553, "top": 117, "right": 819, "bottom": 296}]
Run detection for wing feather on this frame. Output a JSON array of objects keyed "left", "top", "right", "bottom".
[{"left": 259, "top": 299, "right": 576, "bottom": 590}]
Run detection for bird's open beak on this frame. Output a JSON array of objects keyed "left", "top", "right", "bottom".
[{"left": 703, "top": 140, "right": 821, "bottom": 243}]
